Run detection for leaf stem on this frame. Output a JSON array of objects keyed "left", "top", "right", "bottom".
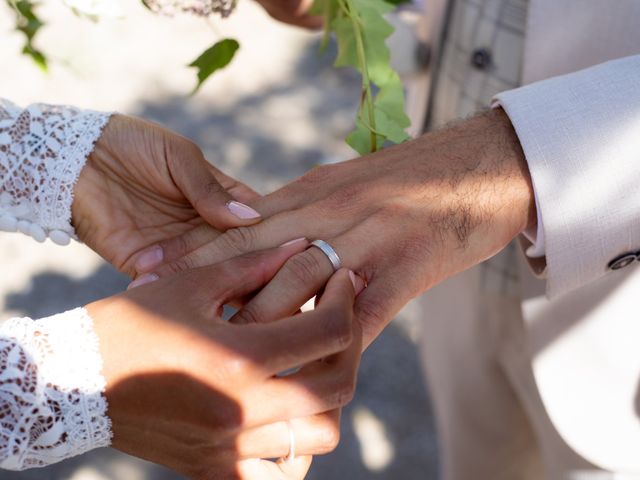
[{"left": 337, "top": 0, "right": 377, "bottom": 152}]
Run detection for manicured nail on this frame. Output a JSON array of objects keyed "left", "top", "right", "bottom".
[
  {"left": 127, "top": 273, "right": 159, "bottom": 290},
  {"left": 279, "top": 237, "right": 307, "bottom": 248},
  {"left": 135, "top": 246, "right": 163, "bottom": 272},
  {"left": 227, "top": 201, "right": 261, "bottom": 220},
  {"left": 349, "top": 270, "right": 366, "bottom": 296}
]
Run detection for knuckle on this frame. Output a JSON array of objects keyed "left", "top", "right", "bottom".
[
  {"left": 330, "top": 378, "right": 356, "bottom": 408},
  {"left": 356, "top": 297, "right": 386, "bottom": 334},
  {"left": 233, "top": 305, "right": 262, "bottom": 325},
  {"left": 168, "top": 135, "right": 196, "bottom": 156},
  {"left": 315, "top": 420, "right": 341, "bottom": 453},
  {"left": 165, "top": 255, "right": 196, "bottom": 275},
  {"left": 161, "top": 232, "right": 191, "bottom": 260},
  {"left": 285, "top": 252, "right": 326, "bottom": 285},
  {"left": 319, "top": 312, "right": 353, "bottom": 351},
  {"left": 324, "top": 183, "right": 363, "bottom": 211},
  {"left": 181, "top": 138, "right": 207, "bottom": 162},
  {"left": 215, "top": 354, "right": 251, "bottom": 384},
  {"left": 340, "top": 380, "right": 357, "bottom": 406},
  {"left": 180, "top": 137, "right": 201, "bottom": 153},
  {"left": 218, "top": 409, "right": 243, "bottom": 432},
  {"left": 206, "top": 402, "right": 243, "bottom": 434},
  {"left": 219, "top": 227, "right": 257, "bottom": 255},
  {"left": 200, "top": 179, "right": 226, "bottom": 200}
]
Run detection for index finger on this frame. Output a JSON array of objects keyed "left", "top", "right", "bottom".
[
  {"left": 167, "top": 138, "right": 263, "bottom": 231},
  {"left": 241, "top": 269, "right": 361, "bottom": 376}
]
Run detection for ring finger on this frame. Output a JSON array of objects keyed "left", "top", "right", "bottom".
[
  {"left": 235, "top": 410, "right": 342, "bottom": 460},
  {"left": 230, "top": 222, "right": 380, "bottom": 326}
]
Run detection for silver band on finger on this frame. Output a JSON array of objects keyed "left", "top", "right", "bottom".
[
  {"left": 310, "top": 239, "right": 342, "bottom": 272},
  {"left": 286, "top": 420, "right": 296, "bottom": 463}
]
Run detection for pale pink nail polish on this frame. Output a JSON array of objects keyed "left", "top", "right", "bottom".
[
  {"left": 135, "top": 246, "right": 163, "bottom": 272},
  {"left": 227, "top": 201, "right": 261, "bottom": 220},
  {"left": 127, "top": 273, "right": 160, "bottom": 290},
  {"left": 279, "top": 237, "right": 307, "bottom": 248},
  {"left": 349, "top": 270, "right": 366, "bottom": 296}
]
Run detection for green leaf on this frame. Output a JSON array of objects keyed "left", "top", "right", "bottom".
[
  {"left": 332, "top": 15, "right": 358, "bottom": 68},
  {"left": 346, "top": 119, "right": 378, "bottom": 155},
  {"left": 312, "top": 0, "right": 411, "bottom": 154},
  {"left": 189, "top": 38, "right": 239, "bottom": 94},
  {"left": 22, "top": 44, "right": 47, "bottom": 71},
  {"left": 375, "top": 71, "right": 411, "bottom": 128},
  {"left": 7, "top": 0, "right": 48, "bottom": 71}
]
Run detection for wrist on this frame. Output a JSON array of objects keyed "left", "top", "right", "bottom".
[
  {"left": 86, "top": 295, "right": 151, "bottom": 394},
  {"left": 71, "top": 115, "right": 122, "bottom": 242},
  {"left": 85, "top": 295, "right": 152, "bottom": 449},
  {"left": 407, "top": 107, "right": 536, "bottom": 262},
  {"left": 480, "top": 107, "right": 536, "bottom": 234},
  {"left": 461, "top": 108, "right": 536, "bottom": 251}
]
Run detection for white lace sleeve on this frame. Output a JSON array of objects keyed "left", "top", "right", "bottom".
[
  {"left": 0, "top": 100, "right": 112, "bottom": 245},
  {"left": 0, "top": 308, "right": 112, "bottom": 470}
]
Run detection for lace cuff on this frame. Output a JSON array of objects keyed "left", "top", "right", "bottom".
[
  {"left": 0, "top": 308, "right": 112, "bottom": 470},
  {"left": 0, "top": 100, "right": 112, "bottom": 245}
]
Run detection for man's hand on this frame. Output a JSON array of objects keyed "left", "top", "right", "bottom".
[
  {"left": 138, "top": 108, "right": 536, "bottom": 346},
  {"left": 89, "top": 240, "right": 365, "bottom": 479},
  {"left": 72, "top": 114, "right": 261, "bottom": 278},
  {"left": 255, "top": 0, "right": 323, "bottom": 29}
]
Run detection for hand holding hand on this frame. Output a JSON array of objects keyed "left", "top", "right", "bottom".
[
  {"left": 88, "top": 240, "right": 364, "bottom": 479},
  {"left": 72, "top": 114, "right": 261, "bottom": 277},
  {"left": 141, "top": 109, "right": 535, "bottom": 346}
]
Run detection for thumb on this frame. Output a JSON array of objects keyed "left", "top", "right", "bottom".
[{"left": 171, "top": 146, "right": 262, "bottom": 230}]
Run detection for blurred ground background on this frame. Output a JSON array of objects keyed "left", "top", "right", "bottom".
[{"left": 0, "top": 1, "right": 439, "bottom": 478}]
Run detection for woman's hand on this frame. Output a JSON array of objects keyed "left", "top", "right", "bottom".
[
  {"left": 72, "top": 114, "right": 262, "bottom": 277},
  {"left": 138, "top": 109, "right": 535, "bottom": 347},
  {"left": 255, "top": 0, "right": 323, "bottom": 29},
  {"left": 88, "top": 239, "right": 365, "bottom": 479}
]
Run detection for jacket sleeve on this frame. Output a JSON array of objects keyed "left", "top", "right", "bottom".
[{"left": 493, "top": 54, "right": 640, "bottom": 298}]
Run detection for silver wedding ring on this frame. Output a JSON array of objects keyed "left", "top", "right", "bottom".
[
  {"left": 286, "top": 420, "right": 296, "bottom": 463},
  {"left": 310, "top": 239, "right": 342, "bottom": 272}
]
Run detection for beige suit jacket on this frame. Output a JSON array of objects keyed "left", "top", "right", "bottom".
[{"left": 412, "top": 0, "right": 640, "bottom": 472}]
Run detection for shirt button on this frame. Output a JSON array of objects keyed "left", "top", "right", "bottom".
[
  {"left": 471, "top": 48, "right": 492, "bottom": 70},
  {"left": 608, "top": 253, "right": 638, "bottom": 271}
]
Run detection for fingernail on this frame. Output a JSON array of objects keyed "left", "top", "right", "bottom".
[
  {"left": 227, "top": 201, "right": 261, "bottom": 220},
  {"left": 135, "top": 246, "right": 163, "bottom": 272},
  {"left": 349, "top": 270, "right": 366, "bottom": 296},
  {"left": 127, "top": 273, "right": 159, "bottom": 290},
  {"left": 279, "top": 237, "right": 307, "bottom": 248}
]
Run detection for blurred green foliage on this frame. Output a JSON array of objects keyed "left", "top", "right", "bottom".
[{"left": 6, "top": 0, "right": 48, "bottom": 71}]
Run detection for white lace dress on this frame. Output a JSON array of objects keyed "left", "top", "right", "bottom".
[{"left": 0, "top": 99, "right": 113, "bottom": 470}]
